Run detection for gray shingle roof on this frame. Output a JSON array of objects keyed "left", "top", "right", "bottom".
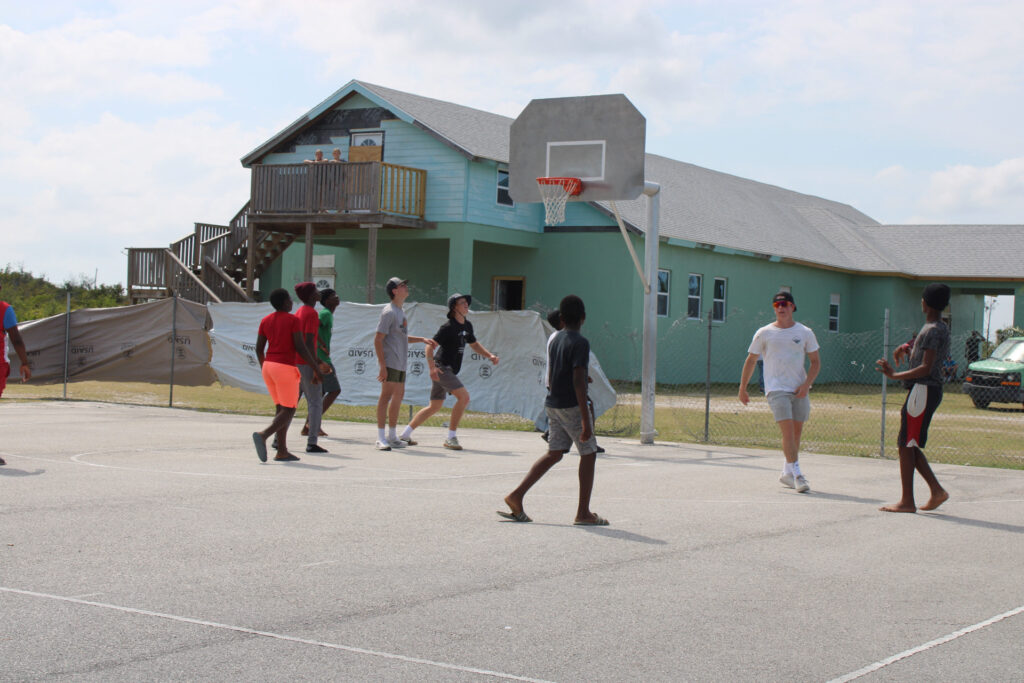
[
  {"left": 858, "top": 225, "right": 1024, "bottom": 278},
  {"left": 246, "top": 80, "right": 1024, "bottom": 280},
  {"left": 358, "top": 81, "right": 512, "bottom": 161}
]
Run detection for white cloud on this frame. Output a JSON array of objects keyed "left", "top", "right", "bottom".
[
  {"left": 0, "top": 18, "right": 221, "bottom": 106},
  {"left": 920, "top": 158, "right": 1024, "bottom": 222},
  {"left": 0, "top": 111, "right": 263, "bottom": 285}
]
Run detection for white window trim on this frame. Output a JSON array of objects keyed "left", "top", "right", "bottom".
[
  {"left": 829, "top": 293, "right": 840, "bottom": 332},
  {"left": 712, "top": 277, "right": 727, "bottom": 323},
  {"left": 656, "top": 269, "right": 670, "bottom": 318},
  {"left": 687, "top": 273, "right": 703, "bottom": 320},
  {"left": 497, "top": 167, "right": 513, "bottom": 207}
]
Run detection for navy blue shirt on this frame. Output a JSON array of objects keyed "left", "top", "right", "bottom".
[{"left": 545, "top": 329, "right": 589, "bottom": 409}]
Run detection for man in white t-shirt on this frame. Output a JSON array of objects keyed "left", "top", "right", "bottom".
[{"left": 738, "top": 291, "right": 821, "bottom": 493}]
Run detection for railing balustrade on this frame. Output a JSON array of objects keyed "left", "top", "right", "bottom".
[{"left": 250, "top": 162, "right": 425, "bottom": 218}]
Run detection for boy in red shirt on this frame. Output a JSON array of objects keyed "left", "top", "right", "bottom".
[
  {"left": 294, "top": 281, "right": 330, "bottom": 453},
  {"left": 253, "top": 288, "right": 322, "bottom": 462}
]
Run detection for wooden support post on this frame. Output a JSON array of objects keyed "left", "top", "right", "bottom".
[
  {"left": 304, "top": 222, "right": 314, "bottom": 282},
  {"left": 245, "top": 226, "right": 255, "bottom": 298},
  {"left": 366, "top": 224, "right": 380, "bottom": 303}
]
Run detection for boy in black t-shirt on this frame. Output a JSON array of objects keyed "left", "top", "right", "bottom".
[
  {"left": 875, "top": 283, "right": 952, "bottom": 513},
  {"left": 499, "top": 295, "right": 607, "bottom": 526},
  {"left": 400, "top": 293, "right": 498, "bottom": 450}
]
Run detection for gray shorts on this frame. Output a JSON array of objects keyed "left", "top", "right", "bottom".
[
  {"left": 546, "top": 405, "right": 598, "bottom": 456},
  {"left": 767, "top": 391, "right": 810, "bottom": 422},
  {"left": 429, "top": 364, "right": 464, "bottom": 401},
  {"left": 320, "top": 361, "right": 341, "bottom": 394}
]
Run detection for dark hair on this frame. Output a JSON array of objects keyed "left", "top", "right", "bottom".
[
  {"left": 546, "top": 309, "right": 562, "bottom": 329},
  {"left": 558, "top": 295, "right": 585, "bottom": 326},
  {"left": 319, "top": 288, "right": 336, "bottom": 301},
  {"left": 269, "top": 288, "right": 291, "bottom": 311}
]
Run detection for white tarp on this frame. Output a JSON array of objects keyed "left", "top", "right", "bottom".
[
  {"left": 8, "top": 298, "right": 215, "bottom": 386},
  {"left": 208, "top": 301, "right": 616, "bottom": 423}
]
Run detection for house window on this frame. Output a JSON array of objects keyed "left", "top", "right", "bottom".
[
  {"left": 829, "top": 293, "right": 840, "bottom": 332},
  {"left": 492, "top": 276, "right": 525, "bottom": 310},
  {"left": 712, "top": 277, "right": 727, "bottom": 322},
  {"left": 656, "top": 269, "right": 670, "bottom": 317},
  {"left": 687, "top": 273, "right": 702, "bottom": 320},
  {"left": 497, "top": 168, "right": 513, "bottom": 206}
]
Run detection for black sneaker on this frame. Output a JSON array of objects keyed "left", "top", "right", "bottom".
[
  {"left": 305, "top": 444, "right": 329, "bottom": 453},
  {"left": 595, "top": 445, "right": 605, "bottom": 454}
]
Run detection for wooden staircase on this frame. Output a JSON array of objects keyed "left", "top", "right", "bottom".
[{"left": 127, "top": 202, "right": 295, "bottom": 304}]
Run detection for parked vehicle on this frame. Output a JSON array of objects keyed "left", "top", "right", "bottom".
[{"left": 962, "top": 336, "right": 1024, "bottom": 408}]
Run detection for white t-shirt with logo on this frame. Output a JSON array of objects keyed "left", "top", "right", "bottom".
[{"left": 747, "top": 322, "right": 819, "bottom": 394}]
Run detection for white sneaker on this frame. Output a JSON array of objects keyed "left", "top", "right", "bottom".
[
  {"left": 375, "top": 440, "right": 392, "bottom": 451},
  {"left": 794, "top": 474, "right": 810, "bottom": 493},
  {"left": 400, "top": 436, "right": 417, "bottom": 446},
  {"left": 444, "top": 436, "right": 463, "bottom": 450},
  {"left": 388, "top": 438, "right": 406, "bottom": 449},
  {"left": 779, "top": 473, "right": 795, "bottom": 488}
]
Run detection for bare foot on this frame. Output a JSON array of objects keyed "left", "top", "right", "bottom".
[
  {"left": 919, "top": 490, "right": 949, "bottom": 511},
  {"left": 504, "top": 494, "right": 526, "bottom": 518},
  {"left": 880, "top": 502, "right": 917, "bottom": 513},
  {"left": 273, "top": 452, "right": 300, "bottom": 462},
  {"left": 301, "top": 426, "right": 309, "bottom": 436}
]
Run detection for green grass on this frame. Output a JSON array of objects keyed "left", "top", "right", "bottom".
[{"left": 6, "top": 380, "right": 1023, "bottom": 469}]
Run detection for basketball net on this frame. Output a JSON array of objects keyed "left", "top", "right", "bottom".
[{"left": 537, "top": 177, "right": 582, "bottom": 225}]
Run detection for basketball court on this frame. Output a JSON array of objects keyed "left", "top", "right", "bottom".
[{"left": 3, "top": 401, "right": 1023, "bottom": 681}]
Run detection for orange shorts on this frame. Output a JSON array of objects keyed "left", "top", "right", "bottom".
[{"left": 262, "top": 360, "right": 301, "bottom": 408}]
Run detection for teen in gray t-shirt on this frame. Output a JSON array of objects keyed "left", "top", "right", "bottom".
[{"left": 376, "top": 302, "right": 409, "bottom": 372}]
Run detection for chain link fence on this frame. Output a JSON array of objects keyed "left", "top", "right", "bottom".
[{"left": 589, "top": 306, "right": 1024, "bottom": 469}]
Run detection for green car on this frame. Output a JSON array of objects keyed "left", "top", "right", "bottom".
[{"left": 962, "top": 337, "right": 1024, "bottom": 408}]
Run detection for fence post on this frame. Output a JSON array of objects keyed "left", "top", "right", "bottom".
[
  {"left": 704, "top": 312, "right": 712, "bottom": 442},
  {"left": 62, "top": 291, "right": 71, "bottom": 398},
  {"left": 880, "top": 308, "right": 889, "bottom": 458},
  {"left": 169, "top": 293, "right": 178, "bottom": 408}
]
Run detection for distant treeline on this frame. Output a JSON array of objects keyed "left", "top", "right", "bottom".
[{"left": 1, "top": 266, "right": 127, "bottom": 322}]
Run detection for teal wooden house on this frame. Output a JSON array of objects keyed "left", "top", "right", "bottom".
[{"left": 126, "top": 80, "right": 1024, "bottom": 383}]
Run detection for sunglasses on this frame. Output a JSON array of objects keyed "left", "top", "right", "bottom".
[{"left": 772, "top": 300, "right": 791, "bottom": 309}]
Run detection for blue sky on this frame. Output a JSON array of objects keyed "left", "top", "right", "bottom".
[{"left": 2, "top": 0, "right": 1020, "bottom": 331}]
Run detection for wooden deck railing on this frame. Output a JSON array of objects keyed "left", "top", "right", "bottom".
[{"left": 250, "top": 162, "right": 426, "bottom": 218}]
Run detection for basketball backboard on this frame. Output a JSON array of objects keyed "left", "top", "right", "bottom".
[{"left": 509, "top": 94, "right": 646, "bottom": 203}]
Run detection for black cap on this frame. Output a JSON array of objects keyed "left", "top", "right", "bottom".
[
  {"left": 447, "top": 293, "right": 471, "bottom": 318},
  {"left": 772, "top": 290, "right": 796, "bottom": 311},
  {"left": 385, "top": 277, "right": 408, "bottom": 297}
]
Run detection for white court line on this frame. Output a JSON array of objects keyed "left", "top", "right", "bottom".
[
  {"left": 1, "top": 586, "right": 556, "bottom": 683},
  {"left": 828, "top": 603, "right": 1024, "bottom": 682}
]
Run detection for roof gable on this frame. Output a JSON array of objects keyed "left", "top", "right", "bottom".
[{"left": 241, "top": 80, "right": 511, "bottom": 166}]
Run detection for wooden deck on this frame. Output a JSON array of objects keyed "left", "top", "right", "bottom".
[{"left": 247, "top": 161, "right": 433, "bottom": 232}]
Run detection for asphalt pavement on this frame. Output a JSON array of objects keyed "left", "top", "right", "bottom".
[{"left": 2, "top": 401, "right": 1023, "bottom": 682}]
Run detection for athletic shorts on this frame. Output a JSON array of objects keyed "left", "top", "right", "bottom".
[
  {"left": 429, "top": 364, "right": 464, "bottom": 401},
  {"left": 546, "top": 405, "right": 598, "bottom": 456},
  {"left": 385, "top": 367, "right": 406, "bottom": 384},
  {"left": 0, "top": 361, "right": 8, "bottom": 397},
  {"left": 766, "top": 391, "right": 810, "bottom": 422},
  {"left": 899, "top": 383, "right": 942, "bottom": 449},
  {"left": 262, "top": 360, "right": 301, "bottom": 408},
  {"left": 320, "top": 361, "right": 341, "bottom": 394}
]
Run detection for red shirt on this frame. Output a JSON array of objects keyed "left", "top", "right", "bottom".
[
  {"left": 258, "top": 311, "right": 301, "bottom": 365},
  {"left": 294, "top": 304, "right": 320, "bottom": 366}
]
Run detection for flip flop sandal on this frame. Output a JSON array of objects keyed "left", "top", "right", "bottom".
[{"left": 496, "top": 510, "right": 532, "bottom": 523}]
